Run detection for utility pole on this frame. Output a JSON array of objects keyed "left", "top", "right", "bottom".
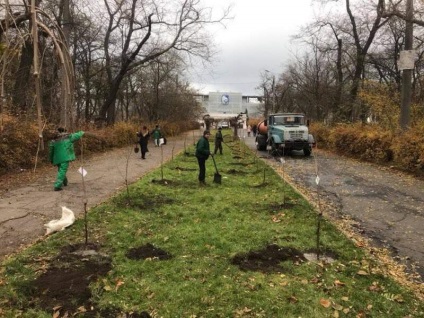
[{"left": 400, "top": 0, "right": 414, "bottom": 130}]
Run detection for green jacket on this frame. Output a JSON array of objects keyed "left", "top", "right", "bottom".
[
  {"left": 152, "top": 129, "right": 161, "bottom": 139},
  {"left": 195, "top": 136, "right": 211, "bottom": 159},
  {"left": 49, "top": 131, "right": 84, "bottom": 165},
  {"left": 215, "top": 130, "right": 223, "bottom": 143}
]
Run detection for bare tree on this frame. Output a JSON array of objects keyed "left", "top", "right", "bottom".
[{"left": 97, "top": 0, "right": 230, "bottom": 124}]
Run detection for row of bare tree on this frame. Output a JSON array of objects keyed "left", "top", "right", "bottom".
[
  {"left": 3, "top": 0, "right": 424, "bottom": 129},
  {"left": 258, "top": 0, "right": 424, "bottom": 126},
  {"left": 0, "top": 0, "right": 230, "bottom": 128}
]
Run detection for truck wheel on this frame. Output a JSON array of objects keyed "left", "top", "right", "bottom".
[
  {"left": 270, "top": 140, "right": 279, "bottom": 156},
  {"left": 256, "top": 139, "right": 266, "bottom": 151},
  {"left": 303, "top": 147, "right": 311, "bottom": 157}
]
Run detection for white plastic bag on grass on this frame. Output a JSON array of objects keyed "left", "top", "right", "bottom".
[{"left": 44, "top": 206, "right": 75, "bottom": 235}]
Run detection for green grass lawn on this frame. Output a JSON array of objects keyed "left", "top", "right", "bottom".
[{"left": 0, "top": 135, "right": 423, "bottom": 317}]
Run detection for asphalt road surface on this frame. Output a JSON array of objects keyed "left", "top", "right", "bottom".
[{"left": 243, "top": 134, "right": 424, "bottom": 282}]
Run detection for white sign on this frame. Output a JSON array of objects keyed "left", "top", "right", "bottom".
[
  {"left": 78, "top": 167, "right": 87, "bottom": 177},
  {"left": 398, "top": 50, "right": 416, "bottom": 70}
]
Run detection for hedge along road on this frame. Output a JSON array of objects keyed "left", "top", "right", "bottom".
[
  {"left": 0, "top": 130, "right": 202, "bottom": 261},
  {"left": 242, "top": 133, "right": 424, "bottom": 282}
]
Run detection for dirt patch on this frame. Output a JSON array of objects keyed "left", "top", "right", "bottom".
[
  {"left": 174, "top": 166, "right": 197, "bottom": 171},
  {"left": 267, "top": 202, "right": 296, "bottom": 210},
  {"left": 231, "top": 244, "right": 307, "bottom": 273},
  {"left": 28, "top": 243, "right": 153, "bottom": 317},
  {"left": 226, "top": 169, "right": 247, "bottom": 175},
  {"left": 31, "top": 244, "right": 111, "bottom": 315},
  {"left": 117, "top": 195, "right": 175, "bottom": 210},
  {"left": 151, "top": 178, "right": 180, "bottom": 186},
  {"left": 230, "top": 162, "right": 250, "bottom": 166},
  {"left": 126, "top": 243, "right": 173, "bottom": 260}
]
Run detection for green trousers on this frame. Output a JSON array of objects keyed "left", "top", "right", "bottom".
[{"left": 54, "top": 161, "right": 69, "bottom": 188}]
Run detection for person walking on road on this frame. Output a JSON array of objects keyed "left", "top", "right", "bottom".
[
  {"left": 49, "top": 128, "right": 84, "bottom": 191},
  {"left": 196, "top": 130, "right": 212, "bottom": 185},
  {"left": 214, "top": 127, "right": 223, "bottom": 155},
  {"left": 137, "top": 126, "right": 150, "bottom": 159},
  {"left": 247, "top": 125, "right": 252, "bottom": 137},
  {"left": 152, "top": 125, "right": 162, "bottom": 147},
  {"left": 252, "top": 124, "right": 257, "bottom": 137}
]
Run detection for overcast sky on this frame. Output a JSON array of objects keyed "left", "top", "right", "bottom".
[{"left": 189, "top": 0, "right": 316, "bottom": 96}]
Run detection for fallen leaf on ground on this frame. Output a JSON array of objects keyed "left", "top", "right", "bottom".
[{"left": 320, "top": 298, "right": 331, "bottom": 308}]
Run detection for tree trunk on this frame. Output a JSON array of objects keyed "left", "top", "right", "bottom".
[{"left": 12, "top": 40, "right": 33, "bottom": 115}]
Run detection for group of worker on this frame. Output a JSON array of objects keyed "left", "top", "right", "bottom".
[
  {"left": 48, "top": 124, "right": 225, "bottom": 191},
  {"left": 49, "top": 125, "right": 163, "bottom": 191}
]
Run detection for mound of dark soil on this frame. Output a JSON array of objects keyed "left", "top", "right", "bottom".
[
  {"left": 151, "top": 179, "right": 179, "bottom": 186},
  {"left": 32, "top": 244, "right": 112, "bottom": 315},
  {"left": 174, "top": 166, "right": 197, "bottom": 171},
  {"left": 226, "top": 169, "right": 247, "bottom": 175},
  {"left": 28, "top": 243, "right": 154, "bottom": 317},
  {"left": 231, "top": 244, "right": 306, "bottom": 273},
  {"left": 126, "top": 243, "right": 173, "bottom": 260},
  {"left": 268, "top": 202, "right": 296, "bottom": 210}
]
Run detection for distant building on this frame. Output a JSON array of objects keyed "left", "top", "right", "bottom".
[{"left": 195, "top": 92, "right": 263, "bottom": 120}]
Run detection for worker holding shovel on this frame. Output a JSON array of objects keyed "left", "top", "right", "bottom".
[{"left": 195, "top": 130, "right": 212, "bottom": 186}]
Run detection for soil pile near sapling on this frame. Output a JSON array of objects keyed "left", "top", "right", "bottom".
[
  {"left": 231, "top": 244, "right": 307, "bottom": 273},
  {"left": 116, "top": 194, "right": 176, "bottom": 210},
  {"left": 174, "top": 166, "right": 197, "bottom": 171},
  {"left": 126, "top": 243, "right": 173, "bottom": 260},
  {"left": 31, "top": 244, "right": 111, "bottom": 315},
  {"left": 151, "top": 179, "right": 179, "bottom": 186},
  {"left": 29, "top": 243, "right": 155, "bottom": 317},
  {"left": 25, "top": 242, "right": 335, "bottom": 315}
]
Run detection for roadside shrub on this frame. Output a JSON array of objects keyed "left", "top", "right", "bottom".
[
  {"left": 311, "top": 121, "right": 424, "bottom": 176},
  {"left": 0, "top": 117, "right": 196, "bottom": 177},
  {"left": 309, "top": 122, "right": 331, "bottom": 148},
  {"left": 317, "top": 123, "right": 394, "bottom": 162},
  {"left": 391, "top": 123, "right": 424, "bottom": 174},
  {"left": 0, "top": 116, "right": 40, "bottom": 174},
  {"left": 103, "top": 122, "right": 139, "bottom": 146}
]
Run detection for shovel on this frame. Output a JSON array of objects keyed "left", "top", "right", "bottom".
[{"left": 211, "top": 155, "right": 222, "bottom": 184}]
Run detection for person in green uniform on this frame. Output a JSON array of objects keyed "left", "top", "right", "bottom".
[
  {"left": 195, "top": 130, "right": 212, "bottom": 185},
  {"left": 214, "top": 127, "right": 223, "bottom": 155},
  {"left": 49, "top": 128, "right": 84, "bottom": 191},
  {"left": 152, "top": 125, "right": 162, "bottom": 147}
]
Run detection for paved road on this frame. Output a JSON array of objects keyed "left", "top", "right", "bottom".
[
  {"left": 0, "top": 130, "right": 202, "bottom": 261},
  {"left": 243, "top": 135, "right": 424, "bottom": 281}
]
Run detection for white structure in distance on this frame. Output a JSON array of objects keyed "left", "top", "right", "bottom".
[{"left": 195, "top": 92, "right": 263, "bottom": 125}]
